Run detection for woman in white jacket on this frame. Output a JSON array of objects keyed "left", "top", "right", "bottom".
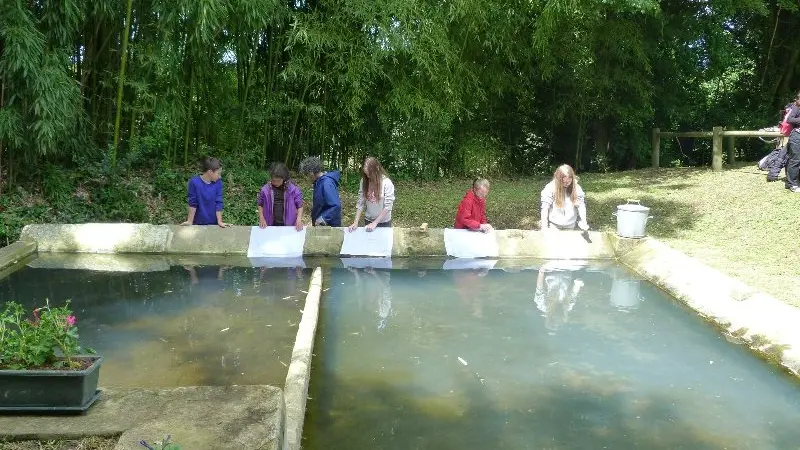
[
  {"left": 348, "top": 157, "right": 396, "bottom": 232},
  {"left": 540, "top": 164, "right": 589, "bottom": 231}
]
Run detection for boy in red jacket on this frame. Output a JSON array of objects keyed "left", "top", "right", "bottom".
[{"left": 454, "top": 178, "right": 494, "bottom": 232}]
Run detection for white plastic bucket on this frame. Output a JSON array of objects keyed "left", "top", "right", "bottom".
[{"left": 613, "top": 199, "right": 652, "bottom": 239}]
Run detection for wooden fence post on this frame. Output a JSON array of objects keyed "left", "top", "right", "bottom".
[
  {"left": 651, "top": 128, "right": 660, "bottom": 169},
  {"left": 725, "top": 134, "right": 735, "bottom": 165},
  {"left": 712, "top": 126, "right": 723, "bottom": 171}
]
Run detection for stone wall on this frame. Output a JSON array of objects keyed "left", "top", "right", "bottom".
[{"left": 19, "top": 223, "right": 617, "bottom": 259}]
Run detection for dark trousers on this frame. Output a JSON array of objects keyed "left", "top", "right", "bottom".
[{"left": 786, "top": 131, "right": 800, "bottom": 188}]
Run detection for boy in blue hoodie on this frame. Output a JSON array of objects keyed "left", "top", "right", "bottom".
[{"left": 299, "top": 156, "right": 342, "bottom": 226}]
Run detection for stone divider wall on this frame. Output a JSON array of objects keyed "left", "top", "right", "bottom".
[{"left": 283, "top": 268, "right": 323, "bottom": 450}]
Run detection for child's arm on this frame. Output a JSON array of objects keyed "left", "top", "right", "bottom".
[
  {"left": 182, "top": 179, "right": 198, "bottom": 225},
  {"left": 348, "top": 181, "right": 365, "bottom": 231},
  {"left": 258, "top": 206, "right": 267, "bottom": 228},
  {"left": 294, "top": 187, "right": 304, "bottom": 231},
  {"left": 576, "top": 185, "right": 588, "bottom": 230},
  {"left": 540, "top": 185, "right": 552, "bottom": 229},
  {"left": 215, "top": 181, "right": 229, "bottom": 227},
  {"left": 215, "top": 211, "right": 229, "bottom": 228}
]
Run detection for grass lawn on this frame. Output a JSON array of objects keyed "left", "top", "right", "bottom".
[{"left": 364, "top": 163, "right": 799, "bottom": 307}]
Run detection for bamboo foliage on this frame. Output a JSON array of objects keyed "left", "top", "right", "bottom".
[{"left": 1, "top": 0, "right": 800, "bottom": 185}]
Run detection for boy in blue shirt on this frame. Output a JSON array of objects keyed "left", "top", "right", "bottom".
[{"left": 182, "top": 156, "right": 231, "bottom": 227}]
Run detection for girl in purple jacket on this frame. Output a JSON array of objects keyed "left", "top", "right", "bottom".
[{"left": 257, "top": 162, "right": 304, "bottom": 231}]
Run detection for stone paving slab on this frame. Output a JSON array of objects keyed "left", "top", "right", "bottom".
[{"left": 0, "top": 385, "right": 284, "bottom": 450}]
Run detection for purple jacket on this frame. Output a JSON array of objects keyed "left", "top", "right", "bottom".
[{"left": 257, "top": 181, "right": 304, "bottom": 226}]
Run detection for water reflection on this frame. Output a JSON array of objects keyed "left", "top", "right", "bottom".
[
  {"left": 306, "top": 264, "right": 800, "bottom": 450},
  {"left": 185, "top": 264, "right": 228, "bottom": 286},
  {"left": 453, "top": 268, "right": 488, "bottom": 318},
  {"left": 534, "top": 260, "right": 585, "bottom": 332},
  {"left": 347, "top": 267, "right": 393, "bottom": 331},
  {"left": 609, "top": 266, "right": 642, "bottom": 310}
]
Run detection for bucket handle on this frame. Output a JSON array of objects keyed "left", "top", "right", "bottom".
[{"left": 626, "top": 199, "right": 641, "bottom": 205}]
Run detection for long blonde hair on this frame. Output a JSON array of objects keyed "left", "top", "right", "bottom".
[
  {"left": 361, "top": 157, "right": 386, "bottom": 202},
  {"left": 552, "top": 164, "right": 578, "bottom": 209}
]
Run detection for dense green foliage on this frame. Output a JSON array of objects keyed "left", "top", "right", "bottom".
[
  {"left": 1, "top": 0, "right": 798, "bottom": 243},
  {"left": 2, "top": 0, "right": 798, "bottom": 176}
]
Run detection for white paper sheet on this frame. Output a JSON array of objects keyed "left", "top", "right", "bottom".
[
  {"left": 340, "top": 227, "right": 394, "bottom": 257},
  {"left": 340, "top": 257, "right": 393, "bottom": 270},
  {"left": 442, "top": 258, "right": 498, "bottom": 270},
  {"left": 443, "top": 228, "right": 499, "bottom": 258},
  {"left": 247, "top": 257, "right": 306, "bottom": 268},
  {"left": 247, "top": 226, "right": 307, "bottom": 258}
]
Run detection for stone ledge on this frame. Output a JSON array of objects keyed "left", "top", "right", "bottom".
[
  {"left": 0, "top": 385, "right": 283, "bottom": 450},
  {"left": 0, "top": 240, "right": 37, "bottom": 273},
  {"left": 283, "top": 268, "right": 322, "bottom": 450},
  {"left": 21, "top": 224, "right": 170, "bottom": 253},
  {"left": 19, "top": 223, "right": 620, "bottom": 259},
  {"left": 619, "top": 238, "right": 800, "bottom": 377}
]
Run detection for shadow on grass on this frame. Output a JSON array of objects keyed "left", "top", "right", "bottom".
[
  {"left": 582, "top": 167, "right": 709, "bottom": 192},
  {"left": 575, "top": 171, "right": 701, "bottom": 238}
]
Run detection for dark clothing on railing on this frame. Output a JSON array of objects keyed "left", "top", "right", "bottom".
[{"left": 763, "top": 146, "right": 789, "bottom": 182}]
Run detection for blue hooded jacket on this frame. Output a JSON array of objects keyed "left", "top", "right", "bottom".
[{"left": 311, "top": 170, "right": 342, "bottom": 227}]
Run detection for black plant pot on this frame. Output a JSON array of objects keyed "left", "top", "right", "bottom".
[{"left": 0, "top": 356, "right": 103, "bottom": 413}]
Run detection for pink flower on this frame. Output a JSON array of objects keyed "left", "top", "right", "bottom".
[
  {"left": 66, "top": 315, "right": 77, "bottom": 326},
  {"left": 33, "top": 308, "right": 40, "bottom": 321}
]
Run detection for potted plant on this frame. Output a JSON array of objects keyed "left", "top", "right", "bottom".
[{"left": 0, "top": 300, "right": 103, "bottom": 412}]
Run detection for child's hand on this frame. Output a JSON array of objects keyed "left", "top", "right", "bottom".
[
  {"left": 180, "top": 221, "right": 191, "bottom": 226},
  {"left": 217, "top": 221, "right": 231, "bottom": 228},
  {"left": 295, "top": 220, "right": 304, "bottom": 232},
  {"left": 259, "top": 217, "right": 267, "bottom": 229},
  {"left": 347, "top": 222, "right": 358, "bottom": 232}
]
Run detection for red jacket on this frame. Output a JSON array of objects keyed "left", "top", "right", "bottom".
[{"left": 454, "top": 189, "right": 487, "bottom": 230}]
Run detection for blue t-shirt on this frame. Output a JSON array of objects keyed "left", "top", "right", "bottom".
[{"left": 187, "top": 175, "right": 223, "bottom": 225}]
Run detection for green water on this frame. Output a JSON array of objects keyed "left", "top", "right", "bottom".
[
  {"left": 304, "top": 262, "right": 800, "bottom": 450},
  {"left": 0, "top": 260, "right": 308, "bottom": 387}
]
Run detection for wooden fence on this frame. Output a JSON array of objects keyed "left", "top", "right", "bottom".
[{"left": 651, "top": 127, "right": 783, "bottom": 171}]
